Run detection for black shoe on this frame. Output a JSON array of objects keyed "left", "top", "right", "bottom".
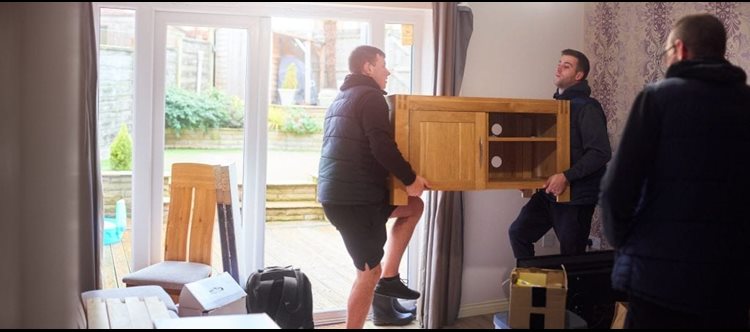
[
  {"left": 392, "top": 298, "right": 417, "bottom": 315},
  {"left": 374, "top": 274, "right": 420, "bottom": 300},
  {"left": 372, "top": 294, "right": 416, "bottom": 326}
]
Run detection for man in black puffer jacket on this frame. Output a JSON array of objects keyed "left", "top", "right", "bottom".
[
  {"left": 600, "top": 14, "right": 750, "bottom": 328},
  {"left": 317, "top": 45, "right": 429, "bottom": 329},
  {"left": 508, "top": 49, "right": 612, "bottom": 259}
]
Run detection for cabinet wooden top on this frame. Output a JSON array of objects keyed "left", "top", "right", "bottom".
[{"left": 386, "top": 94, "right": 564, "bottom": 114}]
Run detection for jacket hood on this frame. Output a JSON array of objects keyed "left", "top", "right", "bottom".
[
  {"left": 666, "top": 58, "right": 747, "bottom": 84},
  {"left": 340, "top": 74, "right": 386, "bottom": 94}
]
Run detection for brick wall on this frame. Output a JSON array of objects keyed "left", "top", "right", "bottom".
[{"left": 165, "top": 127, "right": 324, "bottom": 152}]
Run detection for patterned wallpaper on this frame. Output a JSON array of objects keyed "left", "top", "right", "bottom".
[{"left": 584, "top": 3, "right": 750, "bottom": 248}]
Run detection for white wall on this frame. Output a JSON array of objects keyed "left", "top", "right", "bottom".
[{"left": 459, "top": 2, "right": 584, "bottom": 309}]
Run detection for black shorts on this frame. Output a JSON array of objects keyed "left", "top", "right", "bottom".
[{"left": 322, "top": 203, "right": 397, "bottom": 271}]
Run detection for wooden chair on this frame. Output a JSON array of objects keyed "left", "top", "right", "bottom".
[{"left": 122, "top": 163, "right": 219, "bottom": 302}]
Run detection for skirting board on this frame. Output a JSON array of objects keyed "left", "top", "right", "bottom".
[{"left": 458, "top": 299, "right": 509, "bottom": 318}]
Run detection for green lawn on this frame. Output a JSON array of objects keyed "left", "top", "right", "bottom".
[{"left": 101, "top": 148, "right": 320, "bottom": 184}]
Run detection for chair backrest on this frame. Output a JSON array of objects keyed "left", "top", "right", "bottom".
[{"left": 164, "top": 163, "right": 218, "bottom": 265}]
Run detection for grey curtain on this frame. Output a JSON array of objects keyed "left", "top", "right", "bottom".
[
  {"left": 432, "top": 2, "right": 473, "bottom": 96},
  {"left": 83, "top": 2, "right": 102, "bottom": 292},
  {"left": 418, "top": 2, "right": 473, "bottom": 329},
  {"left": 0, "top": 3, "right": 99, "bottom": 328}
]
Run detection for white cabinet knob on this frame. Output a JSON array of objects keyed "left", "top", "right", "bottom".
[
  {"left": 491, "top": 156, "right": 503, "bottom": 168},
  {"left": 491, "top": 123, "right": 503, "bottom": 136}
]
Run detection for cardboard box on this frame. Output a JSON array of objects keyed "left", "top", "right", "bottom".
[
  {"left": 508, "top": 267, "right": 567, "bottom": 329},
  {"left": 178, "top": 272, "right": 247, "bottom": 317}
]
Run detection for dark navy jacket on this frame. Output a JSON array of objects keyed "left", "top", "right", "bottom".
[
  {"left": 551, "top": 80, "right": 612, "bottom": 205},
  {"left": 317, "top": 74, "right": 415, "bottom": 205},
  {"left": 600, "top": 59, "right": 750, "bottom": 313}
]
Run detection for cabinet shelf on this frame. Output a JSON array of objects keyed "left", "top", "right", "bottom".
[
  {"left": 487, "top": 137, "right": 557, "bottom": 142},
  {"left": 487, "top": 141, "right": 557, "bottom": 180},
  {"left": 486, "top": 178, "right": 547, "bottom": 190}
]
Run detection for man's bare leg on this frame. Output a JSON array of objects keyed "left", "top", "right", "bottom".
[
  {"left": 347, "top": 263, "right": 381, "bottom": 328},
  {"left": 381, "top": 196, "right": 424, "bottom": 278}
]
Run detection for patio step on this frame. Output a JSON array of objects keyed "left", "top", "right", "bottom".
[
  {"left": 266, "top": 201, "right": 324, "bottom": 222},
  {"left": 264, "top": 183, "right": 323, "bottom": 222},
  {"left": 266, "top": 183, "right": 317, "bottom": 202}
]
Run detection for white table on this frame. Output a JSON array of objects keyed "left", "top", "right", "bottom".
[
  {"left": 85, "top": 296, "right": 172, "bottom": 329},
  {"left": 154, "top": 314, "right": 280, "bottom": 329}
]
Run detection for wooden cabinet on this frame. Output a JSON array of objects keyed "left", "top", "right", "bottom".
[{"left": 387, "top": 95, "right": 570, "bottom": 205}]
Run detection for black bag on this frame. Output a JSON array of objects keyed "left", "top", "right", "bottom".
[{"left": 246, "top": 266, "right": 314, "bottom": 329}]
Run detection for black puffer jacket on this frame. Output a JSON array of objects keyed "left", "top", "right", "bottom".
[
  {"left": 317, "top": 74, "right": 415, "bottom": 205},
  {"left": 600, "top": 59, "right": 750, "bottom": 313},
  {"left": 551, "top": 80, "right": 612, "bottom": 205}
]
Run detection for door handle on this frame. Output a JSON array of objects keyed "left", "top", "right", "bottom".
[{"left": 479, "top": 138, "right": 483, "bottom": 165}]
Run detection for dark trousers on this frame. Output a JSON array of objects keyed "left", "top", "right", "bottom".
[
  {"left": 508, "top": 192, "right": 595, "bottom": 259},
  {"left": 626, "top": 295, "right": 749, "bottom": 329}
]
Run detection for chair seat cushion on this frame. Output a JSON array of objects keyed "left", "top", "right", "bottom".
[
  {"left": 81, "top": 285, "right": 178, "bottom": 315},
  {"left": 122, "top": 261, "right": 212, "bottom": 292}
]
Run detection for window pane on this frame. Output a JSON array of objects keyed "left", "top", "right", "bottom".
[
  {"left": 163, "top": 25, "right": 248, "bottom": 274},
  {"left": 98, "top": 7, "right": 135, "bottom": 289},
  {"left": 385, "top": 23, "right": 414, "bottom": 94},
  {"left": 385, "top": 23, "right": 415, "bottom": 280},
  {"left": 267, "top": 17, "right": 368, "bottom": 313}
]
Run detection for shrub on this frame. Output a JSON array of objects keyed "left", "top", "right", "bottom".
[
  {"left": 224, "top": 94, "right": 245, "bottom": 128},
  {"left": 268, "top": 105, "right": 285, "bottom": 131},
  {"left": 281, "top": 63, "right": 298, "bottom": 89},
  {"left": 281, "top": 107, "right": 322, "bottom": 135},
  {"left": 165, "top": 86, "right": 242, "bottom": 135},
  {"left": 110, "top": 124, "right": 132, "bottom": 171}
]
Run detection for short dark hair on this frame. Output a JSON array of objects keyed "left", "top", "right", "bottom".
[
  {"left": 348, "top": 45, "right": 385, "bottom": 74},
  {"left": 561, "top": 49, "right": 590, "bottom": 80},
  {"left": 672, "top": 14, "right": 726, "bottom": 59}
]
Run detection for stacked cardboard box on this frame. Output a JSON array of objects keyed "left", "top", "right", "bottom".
[{"left": 508, "top": 267, "right": 567, "bottom": 329}]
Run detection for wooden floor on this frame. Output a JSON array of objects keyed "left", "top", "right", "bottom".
[
  {"left": 102, "top": 222, "right": 493, "bottom": 329},
  {"left": 317, "top": 314, "right": 494, "bottom": 329},
  {"left": 101, "top": 227, "right": 132, "bottom": 289},
  {"left": 443, "top": 314, "right": 494, "bottom": 329},
  {"left": 101, "top": 220, "right": 407, "bottom": 313}
]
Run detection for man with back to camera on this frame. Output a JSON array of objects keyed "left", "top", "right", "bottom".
[
  {"left": 508, "top": 49, "right": 612, "bottom": 259},
  {"left": 317, "top": 45, "right": 430, "bottom": 328},
  {"left": 600, "top": 14, "right": 750, "bottom": 328}
]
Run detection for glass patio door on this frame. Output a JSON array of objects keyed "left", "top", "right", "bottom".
[
  {"left": 148, "top": 11, "right": 270, "bottom": 281},
  {"left": 98, "top": 5, "right": 428, "bottom": 327},
  {"left": 263, "top": 18, "right": 414, "bottom": 321}
]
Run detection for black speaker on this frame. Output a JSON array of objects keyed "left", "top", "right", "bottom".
[{"left": 516, "top": 250, "right": 626, "bottom": 329}]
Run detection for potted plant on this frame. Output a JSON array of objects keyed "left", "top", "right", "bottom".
[{"left": 279, "top": 63, "right": 298, "bottom": 105}]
